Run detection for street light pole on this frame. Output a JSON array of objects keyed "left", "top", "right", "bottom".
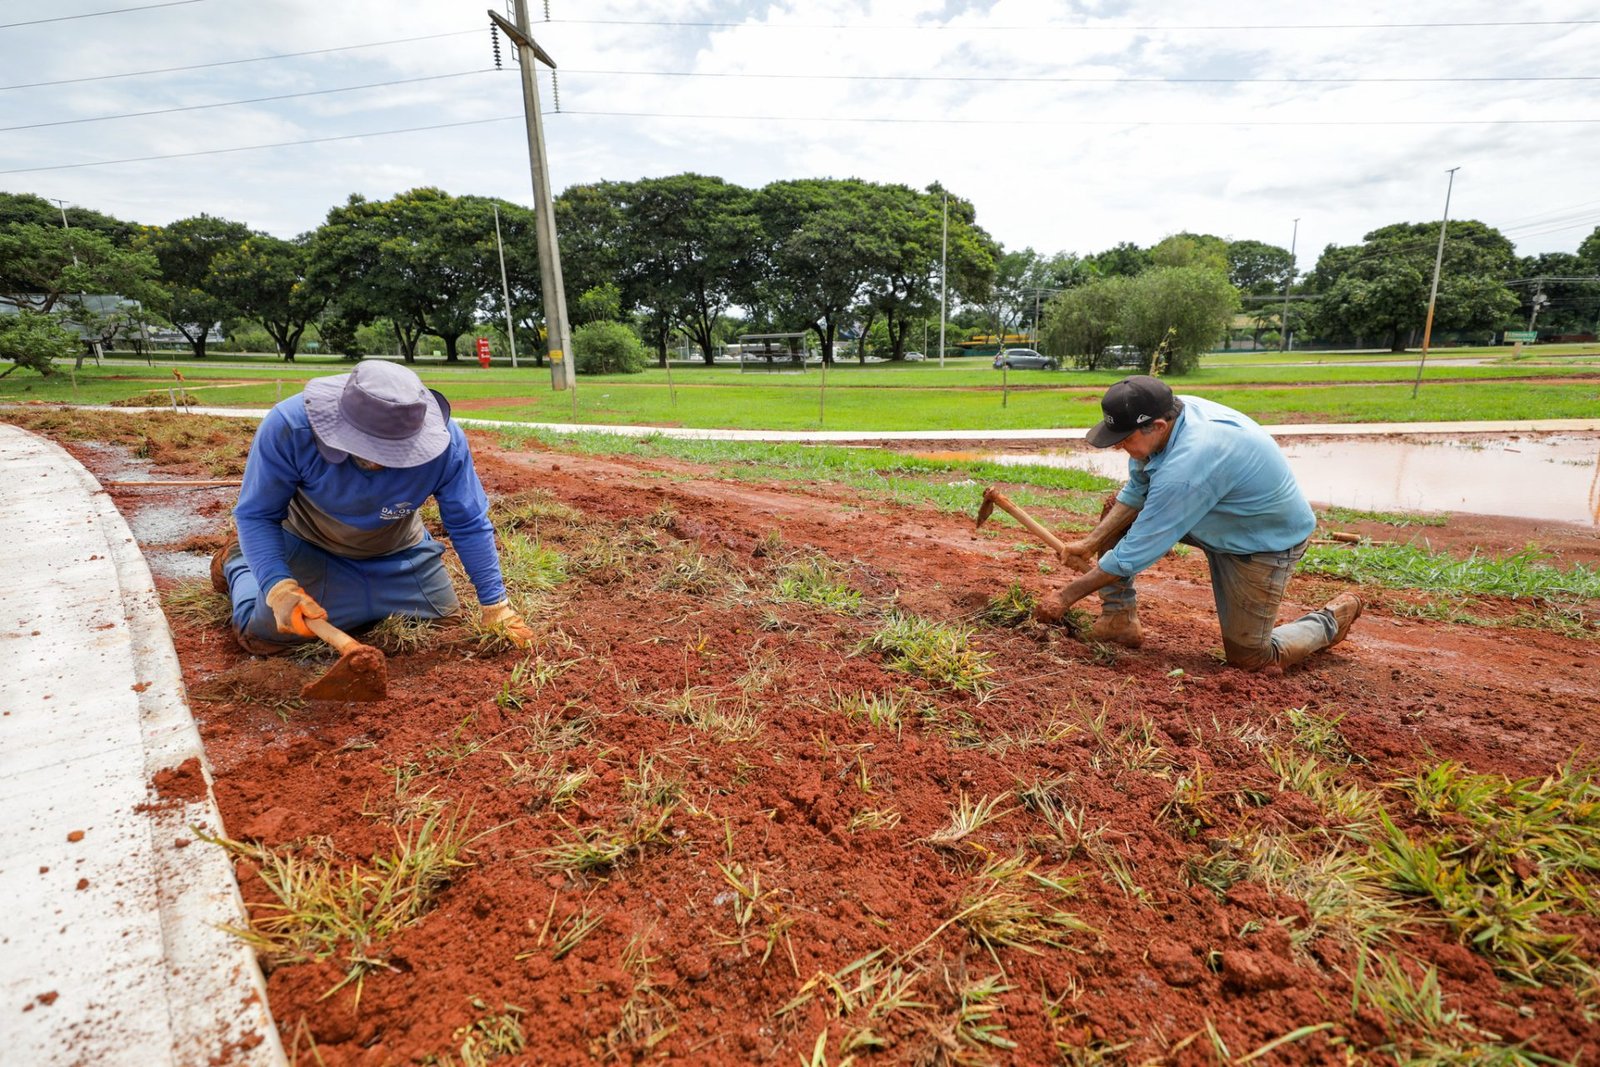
[
  {"left": 1412, "top": 166, "right": 1460, "bottom": 399},
  {"left": 937, "top": 190, "right": 948, "bottom": 369},
  {"left": 490, "top": 4, "right": 573, "bottom": 399},
  {"left": 1280, "top": 217, "right": 1298, "bottom": 352},
  {"left": 492, "top": 202, "right": 519, "bottom": 369}
]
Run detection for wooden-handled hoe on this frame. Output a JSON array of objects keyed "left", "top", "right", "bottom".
[
  {"left": 974, "top": 487, "right": 1067, "bottom": 555},
  {"left": 300, "top": 616, "right": 388, "bottom": 701}
]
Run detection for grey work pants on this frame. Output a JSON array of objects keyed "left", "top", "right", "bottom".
[{"left": 1099, "top": 536, "right": 1339, "bottom": 669}]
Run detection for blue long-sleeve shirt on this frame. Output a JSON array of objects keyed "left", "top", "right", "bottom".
[
  {"left": 233, "top": 395, "right": 506, "bottom": 605},
  {"left": 1098, "top": 395, "right": 1315, "bottom": 579}
]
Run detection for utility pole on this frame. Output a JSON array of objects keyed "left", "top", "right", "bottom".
[
  {"left": 489, "top": 4, "right": 573, "bottom": 396},
  {"left": 1280, "top": 217, "right": 1298, "bottom": 352},
  {"left": 937, "top": 190, "right": 948, "bottom": 369},
  {"left": 1527, "top": 278, "right": 1547, "bottom": 332},
  {"left": 1412, "top": 166, "right": 1459, "bottom": 399},
  {"left": 52, "top": 197, "right": 100, "bottom": 368},
  {"left": 492, "top": 202, "right": 519, "bottom": 368}
]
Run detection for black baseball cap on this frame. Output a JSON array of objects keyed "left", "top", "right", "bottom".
[{"left": 1086, "top": 375, "right": 1175, "bottom": 448}]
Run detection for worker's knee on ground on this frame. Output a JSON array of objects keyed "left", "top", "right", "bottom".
[{"left": 1223, "top": 639, "right": 1275, "bottom": 671}]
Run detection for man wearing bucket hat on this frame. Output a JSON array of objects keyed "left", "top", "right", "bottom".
[
  {"left": 1034, "top": 375, "right": 1361, "bottom": 670},
  {"left": 211, "top": 359, "right": 534, "bottom": 655}
]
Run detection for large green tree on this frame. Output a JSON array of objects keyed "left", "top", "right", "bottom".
[
  {"left": 136, "top": 214, "right": 253, "bottom": 358},
  {"left": 746, "top": 178, "right": 883, "bottom": 365},
  {"left": 1040, "top": 275, "right": 1132, "bottom": 368},
  {"left": 1305, "top": 220, "right": 1518, "bottom": 350},
  {"left": 311, "top": 189, "right": 506, "bottom": 362},
  {"left": 1121, "top": 266, "right": 1240, "bottom": 374},
  {"left": 0, "top": 223, "right": 160, "bottom": 314},
  {"left": 208, "top": 234, "right": 328, "bottom": 360}
]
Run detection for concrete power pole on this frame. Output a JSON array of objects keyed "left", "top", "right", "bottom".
[
  {"left": 489, "top": 5, "right": 573, "bottom": 394},
  {"left": 1412, "top": 166, "right": 1460, "bottom": 399},
  {"left": 1280, "top": 218, "right": 1298, "bottom": 353}
]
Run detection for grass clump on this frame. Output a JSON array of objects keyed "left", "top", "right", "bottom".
[
  {"left": 773, "top": 554, "right": 862, "bottom": 613},
  {"left": 429, "top": 998, "right": 526, "bottom": 1066},
  {"left": 539, "top": 806, "right": 675, "bottom": 875},
  {"left": 978, "top": 582, "right": 1036, "bottom": 627},
  {"left": 497, "top": 531, "right": 566, "bottom": 598},
  {"left": 831, "top": 689, "right": 911, "bottom": 734},
  {"left": 1367, "top": 760, "right": 1600, "bottom": 985},
  {"left": 367, "top": 614, "right": 440, "bottom": 654},
  {"left": 862, "top": 610, "right": 994, "bottom": 696},
  {"left": 641, "top": 685, "right": 761, "bottom": 743},
  {"left": 926, "top": 791, "right": 1016, "bottom": 849},
  {"left": 208, "top": 807, "right": 480, "bottom": 999}
]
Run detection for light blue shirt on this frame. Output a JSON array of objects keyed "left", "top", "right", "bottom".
[{"left": 1098, "top": 394, "right": 1315, "bottom": 578}]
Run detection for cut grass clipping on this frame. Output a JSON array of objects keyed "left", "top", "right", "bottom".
[
  {"left": 773, "top": 554, "right": 862, "bottom": 614},
  {"left": 862, "top": 611, "right": 994, "bottom": 696}
]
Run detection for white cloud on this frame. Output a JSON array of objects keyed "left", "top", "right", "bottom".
[{"left": 1, "top": 0, "right": 1596, "bottom": 265}]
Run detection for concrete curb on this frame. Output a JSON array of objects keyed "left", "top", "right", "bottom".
[{"left": 0, "top": 424, "right": 284, "bottom": 1066}]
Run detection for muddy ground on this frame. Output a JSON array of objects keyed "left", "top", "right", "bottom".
[{"left": 14, "top": 411, "right": 1600, "bottom": 1066}]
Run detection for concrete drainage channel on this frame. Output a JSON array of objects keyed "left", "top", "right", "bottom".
[{"left": 0, "top": 424, "right": 284, "bottom": 1066}]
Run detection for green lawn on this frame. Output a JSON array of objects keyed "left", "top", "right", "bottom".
[{"left": 2, "top": 346, "right": 1597, "bottom": 431}]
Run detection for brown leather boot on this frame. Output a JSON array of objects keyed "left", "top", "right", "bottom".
[
  {"left": 210, "top": 535, "right": 239, "bottom": 595},
  {"left": 1090, "top": 607, "right": 1143, "bottom": 648},
  {"left": 1325, "top": 592, "right": 1363, "bottom": 647}
]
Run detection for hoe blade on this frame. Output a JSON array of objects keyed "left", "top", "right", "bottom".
[{"left": 301, "top": 644, "right": 388, "bottom": 702}]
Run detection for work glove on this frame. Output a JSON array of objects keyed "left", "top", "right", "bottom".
[
  {"left": 480, "top": 601, "right": 535, "bottom": 648},
  {"left": 1056, "top": 539, "right": 1097, "bottom": 573},
  {"left": 264, "top": 579, "right": 326, "bottom": 638}
]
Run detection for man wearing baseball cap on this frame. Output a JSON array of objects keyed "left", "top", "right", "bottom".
[
  {"left": 211, "top": 359, "right": 534, "bottom": 655},
  {"left": 1034, "top": 375, "right": 1361, "bottom": 670}
]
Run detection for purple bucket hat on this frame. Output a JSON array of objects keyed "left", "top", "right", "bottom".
[{"left": 302, "top": 360, "right": 452, "bottom": 467}]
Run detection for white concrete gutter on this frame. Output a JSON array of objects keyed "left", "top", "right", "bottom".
[{"left": 0, "top": 424, "right": 284, "bottom": 1066}]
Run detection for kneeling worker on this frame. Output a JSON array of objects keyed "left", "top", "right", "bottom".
[
  {"left": 212, "top": 360, "right": 534, "bottom": 654},
  {"left": 1034, "top": 375, "right": 1361, "bottom": 670}
]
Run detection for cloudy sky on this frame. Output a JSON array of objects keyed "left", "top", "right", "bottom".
[{"left": 3, "top": 0, "right": 1597, "bottom": 271}]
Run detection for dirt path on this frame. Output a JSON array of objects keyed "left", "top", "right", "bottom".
[{"left": 35, "top": 418, "right": 1600, "bottom": 1066}]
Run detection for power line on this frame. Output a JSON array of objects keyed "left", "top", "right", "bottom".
[
  {"left": 0, "top": 0, "right": 206, "bottom": 29},
  {"left": 559, "top": 108, "right": 1600, "bottom": 127},
  {"left": 0, "top": 29, "right": 483, "bottom": 92},
  {"left": 0, "top": 69, "right": 495, "bottom": 132},
  {"left": 566, "top": 67, "right": 1598, "bottom": 85},
  {"left": 0, "top": 116, "right": 518, "bottom": 175},
  {"left": 552, "top": 16, "right": 1600, "bottom": 31}
]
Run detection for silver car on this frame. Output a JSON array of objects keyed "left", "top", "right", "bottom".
[{"left": 992, "top": 348, "right": 1059, "bottom": 370}]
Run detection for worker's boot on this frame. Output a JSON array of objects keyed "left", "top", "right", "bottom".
[
  {"left": 1324, "top": 592, "right": 1364, "bottom": 648},
  {"left": 210, "top": 535, "right": 239, "bottom": 596},
  {"left": 1090, "top": 606, "right": 1144, "bottom": 648}
]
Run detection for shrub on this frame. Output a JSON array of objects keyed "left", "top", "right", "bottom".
[
  {"left": 0, "top": 309, "right": 77, "bottom": 375},
  {"left": 572, "top": 320, "right": 647, "bottom": 375}
]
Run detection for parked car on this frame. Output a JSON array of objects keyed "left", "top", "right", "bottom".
[
  {"left": 903, "top": 350, "right": 926, "bottom": 361},
  {"left": 992, "top": 348, "right": 1059, "bottom": 370}
]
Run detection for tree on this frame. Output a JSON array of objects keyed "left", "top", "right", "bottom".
[
  {"left": 1226, "top": 239, "right": 1296, "bottom": 345},
  {"left": 1120, "top": 266, "right": 1240, "bottom": 374},
  {"left": 1578, "top": 226, "right": 1600, "bottom": 271},
  {"left": 0, "top": 224, "right": 160, "bottom": 314},
  {"left": 1041, "top": 275, "right": 1132, "bottom": 368},
  {"left": 136, "top": 214, "right": 253, "bottom": 358},
  {"left": 572, "top": 320, "right": 646, "bottom": 374},
  {"left": 1087, "top": 241, "right": 1152, "bottom": 278},
  {"left": 1150, "top": 232, "right": 1229, "bottom": 273},
  {"left": 310, "top": 189, "right": 505, "bottom": 362},
  {"left": 1511, "top": 252, "right": 1600, "bottom": 337},
  {"left": 746, "top": 179, "right": 883, "bottom": 366},
  {"left": 0, "top": 309, "right": 78, "bottom": 376},
  {"left": 208, "top": 234, "right": 328, "bottom": 360},
  {"left": 0, "top": 193, "right": 139, "bottom": 245},
  {"left": 1306, "top": 220, "right": 1518, "bottom": 350}
]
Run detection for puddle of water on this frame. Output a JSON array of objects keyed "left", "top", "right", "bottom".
[{"left": 993, "top": 434, "right": 1600, "bottom": 527}]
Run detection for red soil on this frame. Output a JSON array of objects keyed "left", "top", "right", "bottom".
[{"left": 44, "top": 420, "right": 1600, "bottom": 1064}]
